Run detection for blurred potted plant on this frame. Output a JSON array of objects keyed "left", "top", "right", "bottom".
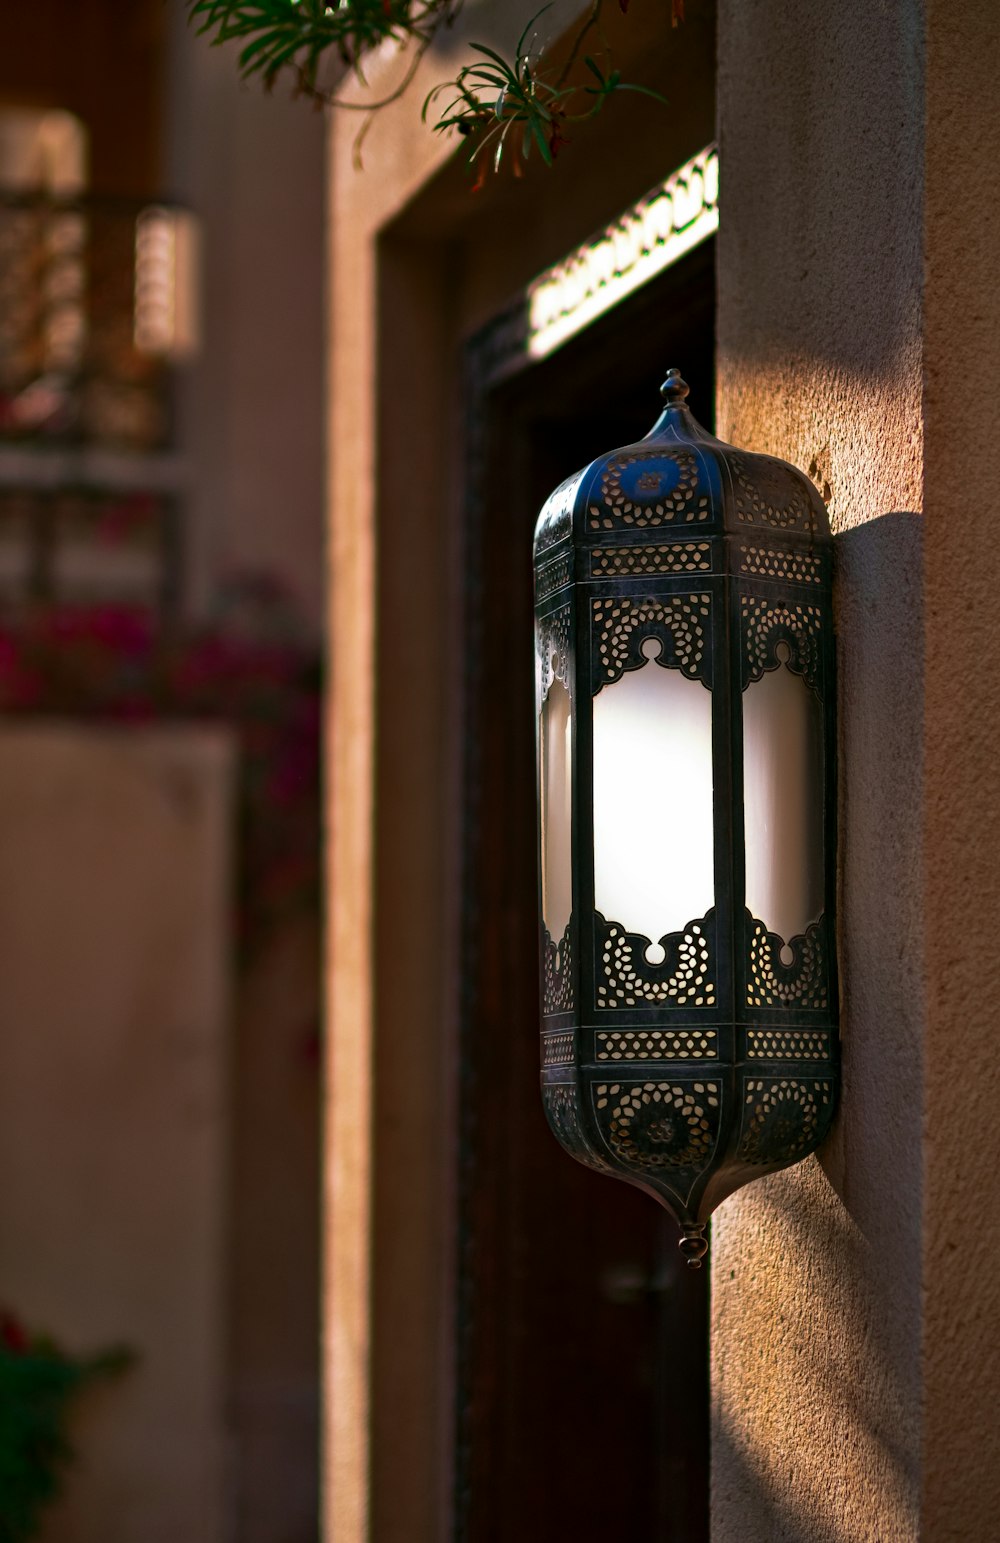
[{"left": 0, "top": 1310, "right": 133, "bottom": 1542}]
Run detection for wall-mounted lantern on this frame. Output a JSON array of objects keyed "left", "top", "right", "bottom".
[{"left": 533, "top": 369, "right": 838, "bottom": 1266}]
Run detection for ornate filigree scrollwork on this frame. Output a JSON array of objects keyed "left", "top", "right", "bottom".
[
  {"left": 741, "top": 595, "right": 822, "bottom": 695},
  {"left": 746, "top": 913, "right": 828, "bottom": 1010},
  {"left": 737, "top": 1077, "right": 835, "bottom": 1165},
  {"left": 594, "top": 1080, "right": 721, "bottom": 1172},
  {"left": 542, "top": 921, "right": 573, "bottom": 1015},
  {"left": 588, "top": 448, "right": 710, "bottom": 530},
  {"left": 596, "top": 910, "right": 716, "bottom": 1009},
  {"left": 730, "top": 453, "right": 818, "bottom": 533},
  {"left": 593, "top": 594, "right": 712, "bottom": 688}
]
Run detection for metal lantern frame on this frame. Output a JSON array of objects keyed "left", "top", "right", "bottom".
[{"left": 533, "top": 370, "right": 839, "bottom": 1265}]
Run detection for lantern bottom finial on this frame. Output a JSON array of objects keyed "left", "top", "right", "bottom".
[{"left": 679, "top": 1225, "right": 708, "bottom": 1269}]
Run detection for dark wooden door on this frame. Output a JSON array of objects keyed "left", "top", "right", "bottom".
[{"left": 455, "top": 245, "right": 715, "bottom": 1542}]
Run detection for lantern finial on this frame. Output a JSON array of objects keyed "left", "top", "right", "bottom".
[
  {"left": 679, "top": 1225, "right": 709, "bottom": 1269},
  {"left": 660, "top": 366, "right": 690, "bottom": 405}
]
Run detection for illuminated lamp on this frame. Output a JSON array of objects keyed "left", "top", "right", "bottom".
[{"left": 534, "top": 369, "right": 838, "bottom": 1266}]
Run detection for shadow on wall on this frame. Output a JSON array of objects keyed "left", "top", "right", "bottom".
[
  {"left": 825, "top": 506, "right": 924, "bottom": 1399},
  {"left": 712, "top": 1160, "right": 920, "bottom": 1543},
  {"left": 712, "top": 508, "right": 925, "bottom": 1543},
  {"left": 827, "top": 508, "right": 924, "bottom": 1246}
]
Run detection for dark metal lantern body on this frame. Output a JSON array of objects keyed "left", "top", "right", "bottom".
[{"left": 533, "top": 370, "right": 839, "bottom": 1265}]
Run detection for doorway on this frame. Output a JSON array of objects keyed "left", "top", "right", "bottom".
[{"left": 455, "top": 237, "right": 716, "bottom": 1541}]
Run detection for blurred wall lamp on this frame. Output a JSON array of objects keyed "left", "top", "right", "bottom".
[
  {"left": 533, "top": 369, "right": 839, "bottom": 1266},
  {"left": 134, "top": 206, "right": 201, "bottom": 361}
]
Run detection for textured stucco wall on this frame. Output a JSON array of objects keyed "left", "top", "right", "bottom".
[
  {"left": 715, "top": 2, "right": 1000, "bottom": 1539},
  {"left": 922, "top": 0, "right": 1000, "bottom": 1534},
  {"left": 713, "top": 2, "right": 926, "bottom": 1539}
]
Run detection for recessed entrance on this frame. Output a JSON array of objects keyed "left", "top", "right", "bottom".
[{"left": 455, "top": 237, "right": 715, "bottom": 1541}]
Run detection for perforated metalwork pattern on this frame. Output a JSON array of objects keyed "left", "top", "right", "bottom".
[
  {"left": 596, "top": 913, "right": 716, "bottom": 1009},
  {"left": 747, "top": 915, "right": 828, "bottom": 1010},
  {"left": 730, "top": 453, "right": 818, "bottom": 533},
  {"left": 593, "top": 594, "right": 711, "bottom": 687},
  {"left": 746, "top": 1029, "right": 831, "bottom": 1060},
  {"left": 591, "top": 541, "right": 711, "bottom": 576},
  {"left": 535, "top": 552, "right": 573, "bottom": 600},
  {"left": 739, "top": 544, "right": 822, "bottom": 586},
  {"left": 542, "top": 1083, "right": 581, "bottom": 1145},
  {"left": 741, "top": 595, "right": 822, "bottom": 694},
  {"left": 537, "top": 603, "right": 571, "bottom": 698},
  {"left": 542, "top": 922, "right": 573, "bottom": 1015},
  {"left": 588, "top": 449, "right": 710, "bottom": 530},
  {"left": 594, "top": 1080, "right": 720, "bottom": 1171},
  {"left": 596, "top": 1029, "right": 717, "bottom": 1061},
  {"left": 541, "top": 1083, "right": 612, "bottom": 1174},
  {"left": 542, "top": 1031, "right": 574, "bottom": 1067},
  {"left": 737, "top": 1078, "right": 835, "bottom": 1165}
]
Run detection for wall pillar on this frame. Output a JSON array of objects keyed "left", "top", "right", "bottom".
[{"left": 713, "top": 2, "right": 1000, "bottom": 1538}]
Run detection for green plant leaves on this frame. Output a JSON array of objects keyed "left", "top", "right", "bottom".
[{"left": 187, "top": 0, "right": 668, "bottom": 179}]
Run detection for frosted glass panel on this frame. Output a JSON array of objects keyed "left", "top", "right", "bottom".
[
  {"left": 743, "top": 659, "right": 824, "bottom": 943},
  {"left": 540, "top": 676, "right": 572, "bottom": 941},
  {"left": 593, "top": 646, "right": 714, "bottom": 945}
]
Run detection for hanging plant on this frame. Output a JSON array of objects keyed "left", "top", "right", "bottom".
[{"left": 187, "top": 0, "right": 680, "bottom": 178}]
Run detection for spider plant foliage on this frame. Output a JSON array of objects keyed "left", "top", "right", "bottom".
[
  {"left": 424, "top": 10, "right": 668, "bottom": 179},
  {"left": 187, "top": 0, "right": 455, "bottom": 90},
  {"left": 187, "top": 0, "right": 673, "bottom": 180}
]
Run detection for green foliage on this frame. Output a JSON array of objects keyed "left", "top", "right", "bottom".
[
  {"left": 187, "top": 0, "right": 457, "bottom": 93},
  {"left": 0, "top": 1317, "right": 133, "bottom": 1543},
  {"left": 187, "top": 0, "right": 673, "bottom": 179},
  {"left": 424, "top": 8, "right": 666, "bottom": 182}
]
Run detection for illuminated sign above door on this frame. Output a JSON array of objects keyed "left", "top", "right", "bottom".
[{"left": 528, "top": 145, "right": 718, "bottom": 359}]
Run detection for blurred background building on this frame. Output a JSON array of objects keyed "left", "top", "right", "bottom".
[{"left": 0, "top": 4, "right": 324, "bottom": 1539}]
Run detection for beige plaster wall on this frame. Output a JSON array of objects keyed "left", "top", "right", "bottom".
[
  {"left": 0, "top": 725, "right": 233, "bottom": 1543},
  {"left": 714, "top": 1, "right": 1000, "bottom": 1539}
]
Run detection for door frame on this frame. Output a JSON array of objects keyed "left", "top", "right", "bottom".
[
  {"left": 324, "top": 13, "right": 719, "bottom": 1515},
  {"left": 452, "top": 150, "right": 719, "bottom": 1536}
]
